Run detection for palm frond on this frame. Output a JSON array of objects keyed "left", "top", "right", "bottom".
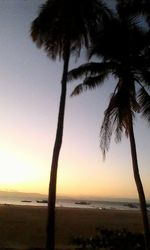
[
  {"left": 100, "top": 92, "right": 120, "bottom": 159},
  {"left": 116, "top": 0, "right": 150, "bottom": 24},
  {"left": 68, "top": 63, "right": 99, "bottom": 82},
  {"left": 100, "top": 80, "right": 137, "bottom": 158},
  {"left": 128, "top": 1, "right": 150, "bottom": 27},
  {"left": 100, "top": 92, "right": 123, "bottom": 159},
  {"left": 71, "top": 73, "right": 108, "bottom": 97},
  {"left": 70, "top": 83, "right": 84, "bottom": 96},
  {"left": 139, "top": 70, "right": 150, "bottom": 88},
  {"left": 138, "top": 87, "right": 150, "bottom": 122},
  {"left": 68, "top": 62, "right": 115, "bottom": 82},
  {"left": 100, "top": 108, "right": 113, "bottom": 159}
]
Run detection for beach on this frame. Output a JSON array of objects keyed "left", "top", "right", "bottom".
[{"left": 0, "top": 205, "right": 149, "bottom": 249}]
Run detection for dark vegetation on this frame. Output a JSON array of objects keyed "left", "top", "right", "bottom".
[{"left": 72, "top": 228, "right": 145, "bottom": 250}]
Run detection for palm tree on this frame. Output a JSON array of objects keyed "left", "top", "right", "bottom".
[
  {"left": 68, "top": 6, "right": 150, "bottom": 250},
  {"left": 30, "top": 1, "right": 110, "bottom": 249}
]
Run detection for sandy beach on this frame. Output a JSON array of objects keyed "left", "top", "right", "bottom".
[{"left": 0, "top": 205, "right": 149, "bottom": 249}]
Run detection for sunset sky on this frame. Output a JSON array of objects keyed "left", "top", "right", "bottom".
[{"left": 0, "top": 0, "right": 149, "bottom": 200}]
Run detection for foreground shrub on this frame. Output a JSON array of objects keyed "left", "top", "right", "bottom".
[{"left": 72, "top": 228, "right": 145, "bottom": 250}]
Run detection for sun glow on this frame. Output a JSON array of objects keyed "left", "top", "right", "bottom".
[{"left": 0, "top": 148, "right": 39, "bottom": 187}]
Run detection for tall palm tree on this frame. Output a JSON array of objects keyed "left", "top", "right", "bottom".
[
  {"left": 68, "top": 6, "right": 150, "bottom": 250},
  {"left": 30, "top": 1, "right": 110, "bottom": 249}
]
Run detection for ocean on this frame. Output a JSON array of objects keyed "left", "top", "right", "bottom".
[{"left": 0, "top": 195, "right": 149, "bottom": 211}]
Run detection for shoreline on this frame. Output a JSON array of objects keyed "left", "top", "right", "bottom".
[
  {"left": 0, "top": 196, "right": 148, "bottom": 211},
  {"left": 0, "top": 205, "right": 149, "bottom": 249}
]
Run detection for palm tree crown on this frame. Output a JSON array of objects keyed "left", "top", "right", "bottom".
[
  {"left": 31, "top": 0, "right": 110, "bottom": 60},
  {"left": 69, "top": 10, "right": 150, "bottom": 157}
]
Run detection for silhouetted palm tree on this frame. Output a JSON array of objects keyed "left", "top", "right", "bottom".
[
  {"left": 30, "top": 1, "right": 110, "bottom": 249},
  {"left": 68, "top": 6, "right": 150, "bottom": 250}
]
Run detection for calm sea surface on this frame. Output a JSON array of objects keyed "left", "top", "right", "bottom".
[{"left": 0, "top": 195, "right": 149, "bottom": 211}]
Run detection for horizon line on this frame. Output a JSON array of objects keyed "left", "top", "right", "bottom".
[{"left": 0, "top": 189, "right": 149, "bottom": 202}]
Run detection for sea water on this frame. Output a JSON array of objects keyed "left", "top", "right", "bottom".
[{"left": 0, "top": 195, "right": 148, "bottom": 211}]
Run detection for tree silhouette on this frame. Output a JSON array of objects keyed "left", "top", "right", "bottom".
[
  {"left": 30, "top": 0, "right": 110, "bottom": 249},
  {"left": 68, "top": 4, "right": 150, "bottom": 250}
]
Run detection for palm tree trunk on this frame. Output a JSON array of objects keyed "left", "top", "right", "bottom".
[
  {"left": 128, "top": 115, "right": 150, "bottom": 250},
  {"left": 46, "top": 46, "right": 70, "bottom": 250}
]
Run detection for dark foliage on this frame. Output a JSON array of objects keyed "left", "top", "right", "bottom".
[{"left": 72, "top": 228, "right": 145, "bottom": 250}]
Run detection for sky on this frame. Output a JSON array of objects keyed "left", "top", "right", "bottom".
[{"left": 0, "top": 0, "right": 149, "bottom": 200}]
